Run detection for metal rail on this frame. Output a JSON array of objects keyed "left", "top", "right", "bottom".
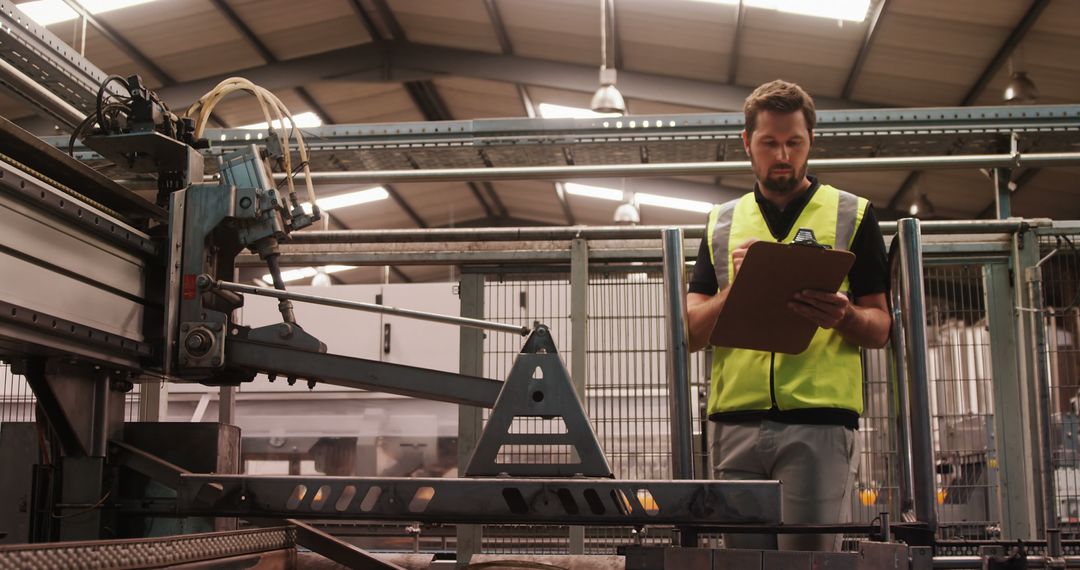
[
  {"left": 1027, "top": 263, "right": 1064, "bottom": 559},
  {"left": 279, "top": 219, "right": 1045, "bottom": 246},
  {"left": 662, "top": 228, "right": 694, "bottom": 480},
  {"left": 209, "top": 277, "right": 530, "bottom": 336},
  {"left": 895, "top": 218, "right": 938, "bottom": 532},
  {"left": 177, "top": 474, "right": 782, "bottom": 526},
  {"left": 263, "top": 152, "right": 1080, "bottom": 185}
]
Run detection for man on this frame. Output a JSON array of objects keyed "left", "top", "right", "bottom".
[{"left": 686, "top": 80, "right": 892, "bottom": 552}]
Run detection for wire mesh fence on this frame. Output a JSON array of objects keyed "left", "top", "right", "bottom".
[
  {"left": 1, "top": 225, "right": 1078, "bottom": 553},
  {"left": 1040, "top": 232, "right": 1080, "bottom": 537},
  {"left": 0, "top": 365, "right": 143, "bottom": 428},
  {"left": 922, "top": 263, "right": 999, "bottom": 540}
]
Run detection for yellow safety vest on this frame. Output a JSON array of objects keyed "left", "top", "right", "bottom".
[{"left": 704, "top": 184, "right": 868, "bottom": 418}]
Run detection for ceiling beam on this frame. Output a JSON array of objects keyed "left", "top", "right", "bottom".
[
  {"left": 483, "top": 0, "right": 514, "bottom": 54},
  {"left": 885, "top": 0, "right": 1047, "bottom": 215},
  {"left": 841, "top": 0, "right": 889, "bottom": 100},
  {"left": 554, "top": 182, "right": 577, "bottom": 225},
  {"left": 342, "top": 0, "right": 437, "bottom": 230},
  {"left": 152, "top": 41, "right": 866, "bottom": 113},
  {"left": 61, "top": 0, "right": 174, "bottom": 85},
  {"left": 478, "top": 181, "right": 509, "bottom": 218},
  {"left": 57, "top": 0, "right": 228, "bottom": 128},
  {"left": 384, "top": 183, "right": 429, "bottom": 228},
  {"left": 318, "top": 206, "right": 414, "bottom": 284},
  {"left": 960, "top": 0, "right": 1051, "bottom": 106},
  {"left": 371, "top": 0, "right": 407, "bottom": 40},
  {"left": 207, "top": 0, "right": 334, "bottom": 123},
  {"left": 885, "top": 171, "right": 922, "bottom": 213},
  {"left": 466, "top": 181, "right": 496, "bottom": 218},
  {"left": 437, "top": 215, "right": 552, "bottom": 228},
  {"left": 727, "top": 0, "right": 745, "bottom": 85},
  {"left": 606, "top": 0, "right": 623, "bottom": 71},
  {"left": 976, "top": 167, "right": 1041, "bottom": 218}
]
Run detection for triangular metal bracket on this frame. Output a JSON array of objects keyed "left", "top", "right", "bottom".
[{"left": 464, "top": 325, "right": 613, "bottom": 477}]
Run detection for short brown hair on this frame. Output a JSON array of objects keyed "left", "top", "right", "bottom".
[{"left": 743, "top": 80, "right": 817, "bottom": 135}]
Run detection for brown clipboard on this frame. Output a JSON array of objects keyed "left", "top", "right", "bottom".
[{"left": 709, "top": 241, "right": 855, "bottom": 355}]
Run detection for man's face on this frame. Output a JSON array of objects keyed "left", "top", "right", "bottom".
[{"left": 743, "top": 110, "right": 812, "bottom": 195}]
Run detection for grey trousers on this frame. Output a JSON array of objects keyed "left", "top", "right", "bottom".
[{"left": 710, "top": 420, "right": 860, "bottom": 552}]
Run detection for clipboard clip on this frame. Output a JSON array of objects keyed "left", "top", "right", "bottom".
[{"left": 792, "top": 227, "right": 832, "bottom": 249}]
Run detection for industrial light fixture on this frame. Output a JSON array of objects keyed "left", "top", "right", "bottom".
[
  {"left": 691, "top": 0, "right": 871, "bottom": 22},
  {"left": 635, "top": 192, "right": 715, "bottom": 213},
  {"left": 1004, "top": 71, "right": 1038, "bottom": 103},
  {"left": 261, "top": 265, "right": 354, "bottom": 285},
  {"left": 537, "top": 103, "right": 620, "bottom": 119},
  {"left": 16, "top": 0, "right": 159, "bottom": 26},
  {"left": 566, "top": 182, "right": 718, "bottom": 214},
  {"left": 590, "top": 0, "right": 626, "bottom": 115},
  {"left": 613, "top": 202, "right": 641, "bottom": 224},
  {"left": 310, "top": 268, "right": 333, "bottom": 287},
  {"left": 300, "top": 187, "right": 389, "bottom": 214},
  {"left": 239, "top": 111, "right": 323, "bottom": 130},
  {"left": 565, "top": 182, "right": 624, "bottom": 201},
  {"left": 909, "top": 194, "right": 934, "bottom": 218}
]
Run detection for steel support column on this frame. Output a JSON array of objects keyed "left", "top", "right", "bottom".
[
  {"left": 895, "top": 219, "right": 937, "bottom": 532},
  {"left": 569, "top": 237, "right": 589, "bottom": 554},
  {"left": 994, "top": 167, "right": 1012, "bottom": 219},
  {"left": 985, "top": 262, "right": 1036, "bottom": 539},
  {"left": 456, "top": 273, "right": 485, "bottom": 564}
]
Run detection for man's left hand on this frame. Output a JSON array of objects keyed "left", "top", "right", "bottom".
[{"left": 789, "top": 290, "right": 852, "bottom": 330}]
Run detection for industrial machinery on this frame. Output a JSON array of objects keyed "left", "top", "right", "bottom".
[
  {"left": 0, "top": 73, "right": 806, "bottom": 569},
  {"left": 7, "top": 5, "right": 1069, "bottom": 565}
]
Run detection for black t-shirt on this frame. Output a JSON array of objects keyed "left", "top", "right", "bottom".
[{"left": 689, "top": 176, "right": 889, "bottom": 299}]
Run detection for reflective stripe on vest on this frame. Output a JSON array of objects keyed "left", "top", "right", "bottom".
[{"left": 705, "top": 184, "right": 868, "bottom": 417}]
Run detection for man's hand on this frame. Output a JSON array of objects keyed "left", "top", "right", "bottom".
[
  {"left": 788, "top": 290, "right": 852, "bottom": 330},
  {"left": 731, "top": 239, "right": 759, "bottom": 278},
  {"left": 789, "top": 290, "right": 892, "bottom": 349}
]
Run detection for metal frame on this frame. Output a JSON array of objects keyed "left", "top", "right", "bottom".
[{"left": 176, "top": 474, "right": 782, "bottom": 527}]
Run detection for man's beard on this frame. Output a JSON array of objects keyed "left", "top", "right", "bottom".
[{"left": 761, "top": 162, "right": 806, "bottom": 194}]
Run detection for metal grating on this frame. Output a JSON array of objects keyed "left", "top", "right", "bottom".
[
  {"left": 1, "top": 363, "right": 34, "bottom": 423},
  {"left": 853, "top": 347, "right": 902, "bottom": 527},
  {"left": 0, "top": 363, "right": 143, "bottom": 428},
  {"left": 1039, "top": 233, "right": 1080, "bottom": 536},
  {"left": 481, "top": 275, "right": 573, "bottom": 554},
  {"left": 923, "top": 264, "right": 1000, "bottom": 540}
]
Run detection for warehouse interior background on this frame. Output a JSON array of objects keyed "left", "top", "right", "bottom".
[{"left": 2, "top": 0, "right": 1080, "bottom": 568}]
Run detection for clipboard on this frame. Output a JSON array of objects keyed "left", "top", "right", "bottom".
[{"left": 709, "top": 241, "right": 855, "bottom": 354}]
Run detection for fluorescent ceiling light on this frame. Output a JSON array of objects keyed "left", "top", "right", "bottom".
[
  {"left": 262, "top": 264, "right": 354, "bottom": 285},
  {"left": 537, "top": 103, "right": 621, "bottom": 119},
  {"left": 239, "top": 111, "right": 323, "bottom": 131},
  {"left": 693, "top": 0, "right": 870, "bottom": 22},
  {"left": 16, "top": 0, "right": 158, "bottom": 26},
  {"left": 564, "top": 182, "right": 624, "bottom": 201},
  {"left": 301, "top": 187, "right": 389, "bottom": 214},
  {"left": 635, "top": 192, "right": 715, "bottom": 213}
]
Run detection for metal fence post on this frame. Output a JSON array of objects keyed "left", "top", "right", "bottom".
[
  {"left": 457, "top": 272, "right": 485, "bottom": 565},
  {"left": 662, "top": 228, "right": 694, "bottom": 480},
  {"left": 985, "top": 262, "right": 1036, "bottom": 539},
  {"left": 895, "top": 218, "right": 938, "bottom": 532},
  {"left": 569, "top": 237, "right": 588, "bottom": 554},
  {"left": 1014, "top": 228, "right": 1045, "bottom": 536},
  {"left": 1026, "top": 264, "right": 1063, "bottom": 558},
  {"left": 993, "top": 167, "right": 1012, "bottom": 219}
]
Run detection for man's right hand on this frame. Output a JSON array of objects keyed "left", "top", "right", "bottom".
[{"left": 731, "top": 239, "right": 759, "bottom": 278}]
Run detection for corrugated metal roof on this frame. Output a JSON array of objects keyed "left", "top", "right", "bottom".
[
  {"left": 389, "top": 0, "right": 501, "bottom": 52},
  {"left": 12, "top": 0, "right": 1080, "bottom": 284}
]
